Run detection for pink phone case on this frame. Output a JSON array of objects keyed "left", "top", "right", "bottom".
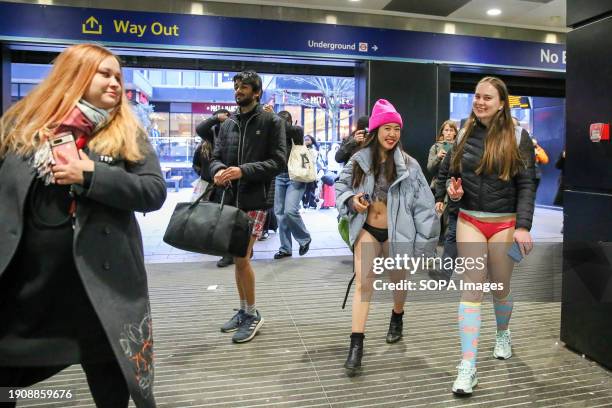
[{"left": 50, "top": 132, "right": 79, "bottom": 165}]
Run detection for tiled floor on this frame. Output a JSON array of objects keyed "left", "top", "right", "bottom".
[{"left": 19, "top": 253, "right": 612, "bottom": 407}]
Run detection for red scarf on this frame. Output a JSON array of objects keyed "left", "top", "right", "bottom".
[{"left": 55, "top": 106, "right": 96, "bottom": 149}]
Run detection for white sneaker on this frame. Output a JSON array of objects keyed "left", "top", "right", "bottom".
[
  {"left": 452, "top": 360, "right": 478, "bottom": 395},
  {"left": 493, "top": 329, "right": 512, "bottom": 359}
]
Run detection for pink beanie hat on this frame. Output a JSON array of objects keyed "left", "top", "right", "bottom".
[{"left": 368, "top": 99, "right": 403, "bottom": 131}]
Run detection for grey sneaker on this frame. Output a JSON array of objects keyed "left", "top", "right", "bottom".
[
  {"left": 493, "top": 329, "right": 512, "bottom": 359},
  {"left": 232, "top": 311, "right": 264, "bottom": 343},
  {"left": 452, "top": 360, "right": 478, "bottom": 395},
  {"left": 220, "top": 309, "right": 245, "bottom": 333}
]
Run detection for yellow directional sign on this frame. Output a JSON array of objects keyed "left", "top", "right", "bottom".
[
  {"left": 509, "top": 95, "right": 530, "bottom": 109},
  {"left": 82, "top": 16, "right": 102, "bottom": 35}
]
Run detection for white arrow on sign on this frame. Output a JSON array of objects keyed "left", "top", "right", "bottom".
[{"left": 371, "top": 45, "right": 379, "bottom": 51}]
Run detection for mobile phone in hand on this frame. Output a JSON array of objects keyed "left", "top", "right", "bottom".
[
  {"left": 49, "top": 132, "right": 79, "bottom": 165},
  {"left": 507, "top": 241, "right": 524, "bottom": 263}
]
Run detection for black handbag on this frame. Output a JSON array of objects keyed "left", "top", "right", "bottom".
[{"left": 163, "top": 187, "right": 253, "bottom": 257}]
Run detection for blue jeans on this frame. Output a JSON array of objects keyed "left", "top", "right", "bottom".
[{"left": 274, "top": 173, "right": 311, "bottom": 253}]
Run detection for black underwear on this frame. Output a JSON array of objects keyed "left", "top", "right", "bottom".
[{"left": 363, "top": 223, "right": 388, "bottom": 243}]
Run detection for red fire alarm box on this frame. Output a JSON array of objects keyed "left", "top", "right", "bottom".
[{"left": 590, "top": 123, "right": 610, "bottom": 142}]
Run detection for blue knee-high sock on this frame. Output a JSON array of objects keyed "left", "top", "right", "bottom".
[
  {"left": 459, "top": 302, "right": 481, "bottom": 368},
  {"left": 493, "top": 292, "right": 513, "bottom": 331}
]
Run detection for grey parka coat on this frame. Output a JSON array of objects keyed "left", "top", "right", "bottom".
[{"left": 335, "top": 147, "right": 440, "bottom": 259}]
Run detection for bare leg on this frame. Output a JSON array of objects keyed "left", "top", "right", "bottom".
[
  {"left": 382, "top": 241, "right": 407, "bottom": 313},
  {"left": 234, "top": 235, "right": 258, "bottom": 306},
  {"left": 456, "top": 217, "right": 488, "bottom": 303},
  {"left": 351, "top": 229, "right": 383, "bottom": 333},
  {"left": 487, "top": 226, "right": 515, "bottom": 299},
  {"left": 456, "top": 217, "right": 488, "bottom": 367}
]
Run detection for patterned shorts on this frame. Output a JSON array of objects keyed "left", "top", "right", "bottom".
[{"left": 246, "top": 210, "right": 267, "bottom": 239}]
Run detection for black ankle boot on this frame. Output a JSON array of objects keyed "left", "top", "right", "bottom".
[
  {"left": 344, "top": 333, "right": 364, "bottom": 376},
  {"left": 386, "top": 310, "right": 404, "bottom": 344}
]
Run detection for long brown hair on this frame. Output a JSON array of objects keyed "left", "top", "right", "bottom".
[
  {"left": 352, "top": 129, "right": 399, "bottom": 188},
  {"left": 451, "top": 76, "right": 522, "bottom": 181},
  {"left": 0, "top": 43, "right": 144, "bottom": 161},
  {"left": 437, "top": 119, "right": 458, "bottom": 142}
]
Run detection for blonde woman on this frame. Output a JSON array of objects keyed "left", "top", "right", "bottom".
[
  {"left": 437, "top": 77, "right": 535, "bottom": 395},
  {"left": 0, "top": 44, "right": 165, "bottom": 407}
]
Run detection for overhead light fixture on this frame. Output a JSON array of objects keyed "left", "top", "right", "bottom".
[
  {"left": 349, "top": 0, "right": 361, "bottom": 2},
  {"left": 545, "top": 33, "right": 558, "bottom": 43},
  {"left": 487, "top": 8, "right": 502, "bottom": 16}
]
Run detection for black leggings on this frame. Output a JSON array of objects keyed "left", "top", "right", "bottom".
[{"left": 0, "top": 360, "right": 129, "bottom": 408}]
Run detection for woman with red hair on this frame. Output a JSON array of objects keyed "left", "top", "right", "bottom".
[{"left": 0, "top": 44, "right": 165, "bottom": 407}]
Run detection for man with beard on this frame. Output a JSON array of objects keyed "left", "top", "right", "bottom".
[{"left": 210, "top": 71, "right": 286, "bottom": 343}]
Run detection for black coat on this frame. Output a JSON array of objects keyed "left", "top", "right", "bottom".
[
  {"left": 0, "top": 140, "right": 166, "bottom": 408},
  {"left": 335, "top": 133, "right": 361, "bottom": 164},
  {"left": 209, "top": 104, "right": 286, "bottom": 211},
  {"left": 436, "top": 121, "right": 536, "bottom": 231}
]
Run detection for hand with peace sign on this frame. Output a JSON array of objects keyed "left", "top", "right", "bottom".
[{"left": 447, "top": 177, "right": 464, "bottom": 202}]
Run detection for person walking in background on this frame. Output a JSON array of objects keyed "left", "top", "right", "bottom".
[
  {"left": 335, "top": 115, "right": 369, "bottom": 164},
  {"left": 427, "top": 120, "right": 458, "bottom": 192},
  {"left": 320, "top": 143, "right": 341, "bottom": 209},
  {"left": 302, "top": 135, "right": 322, "bottom": 209},
  {"left": 427, "top": 120, "right": 459, "bottom": 281},
  {"left": 210, "top": 70, "right": 286, "bottom": 343},
  {"left": 335, "top": 99, "right": 439, "bottom": 377},
  {"left": 437, "top": 77, "right": 535, "bottom": 396},
  {"left": 273, "top": 111, "right": 312, "bottom": 260},
  {"left": 327, "top": 143, "right": 342, "bottom": 173},
  {"left": 194, "top": 108, "right": 234, "bottom": 268},
  {"left": 0, "top": 43, "right": 166, "bottom": 408}
]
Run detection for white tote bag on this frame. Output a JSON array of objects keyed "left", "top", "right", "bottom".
[{"left": 288, "top": 141, "right": 316, "bottom": 183}]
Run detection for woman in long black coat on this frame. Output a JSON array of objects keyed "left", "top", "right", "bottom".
[{"left": 0, "top": 44, "right": 166, "bottom": 407}]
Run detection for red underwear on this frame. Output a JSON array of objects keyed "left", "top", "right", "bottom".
[{"left": 458, "top": 211, "right": 516, "bottom": 240}]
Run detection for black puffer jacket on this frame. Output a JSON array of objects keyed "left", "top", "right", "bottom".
[
  {"left": 210, "top": 104, "right": 286, "bottom": 211},
  {"left": 335, "top": 134, "right": 360, "bottom": 164},
  {"left": 436, "top": 121, "right": 536, "bottom": 230}
]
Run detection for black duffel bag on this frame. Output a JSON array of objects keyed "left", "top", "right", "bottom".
[{"left": 163, "top": 187, "right": 253, "bottom": 257}]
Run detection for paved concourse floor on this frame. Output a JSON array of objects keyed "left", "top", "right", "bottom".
[{"left": 16, "top": 189, "right": 612, "bottom": 408}]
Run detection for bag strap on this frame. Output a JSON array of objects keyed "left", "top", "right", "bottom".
[
  {"left": 342, "top": 270, "right": 355, "bottom": 310},
  {"left": 190, "top": 184, "right": 228, "bottom": 209}
]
